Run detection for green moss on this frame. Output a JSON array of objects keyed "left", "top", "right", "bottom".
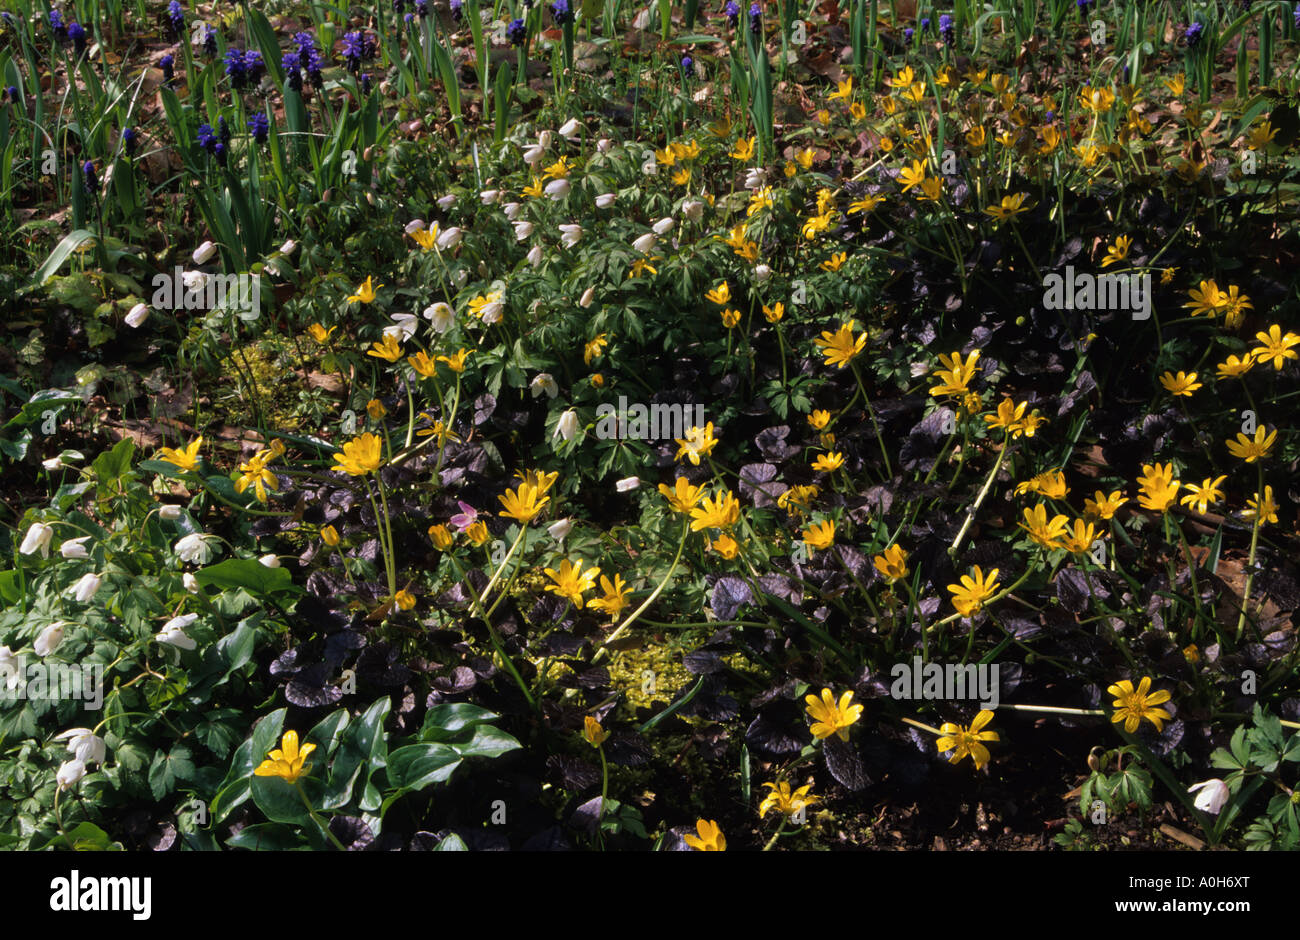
[{"left": 606, "top": 638, "right": 694, "bottom": 713}]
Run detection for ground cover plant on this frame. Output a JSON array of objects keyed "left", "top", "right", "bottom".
[{"left": 2, "top": 0, "right": 1300, "bottom": 852}]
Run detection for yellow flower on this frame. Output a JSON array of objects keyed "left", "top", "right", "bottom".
[
  {"left": 392, "top": 589, "right": 417, "bottom": 611},
  {"left": 674, "top": 423, "right": 719, "bottom": 466},
  {"left": 1251, "top": 324, "right": 1300, "bottom": 370},
  {"left": 235, "top": 451, "right": 279, "bottom": 503},
  {"left": 814, "top": 320, "right": 867, "bottom": 369},
  {"left": 929, "top": 349, "right": 981, "bottom": 397},
  {"left": 513, "top": 468, "right": 559, "bottom": 496},
  {"left": 689, "top": 490, "right": 740, "bottom": 532},
  {"left": 811, "top": 451, "right": 845, "bottom": 473},
  {"left": 1136, "top": 462, "right": 1180, "bottom": 512},
  {"left": 468, "top": 289, "right": 503, "bottom": 320},
  {"left": 584, "top": 333, "right": 609, "bottom": 365},
  {"left": 307, "top": 323, "right": 337, "bottom": 344},
  {"left": 965, "top": 125, "right": 987, "bottom": 150},
  {"left": 1060, "top": 518, "right": 1099, "bottom": 555},
  {"left": 1225, "top": 426, "right": 1276, "bottom": 463},
  {"left": 807, "top": 409, "right": 831, "bottom": 430},
  {"left": 331, "top": 432, "right": 384, "bottom": 476},
  {"left": 847, "top": 194, "right": 884, "bottom": 215},
  {"left": 408, "top": 351, "right": 438, "bottom": 378},
  {"left": 543, "top": 558, "right": 601, "bottom": 607},
  {"left": 321, "top": 525, "right": 340, "bottom": 547},
  {"left": 829, "top": 77, "right": 853, "bottom": 102},
  {"left": 1084, "top": 490, "right": 1127, "bottom": 521},
  {"left": 1108, "top": 677, "right": 1172, "bottom": 733},
  {"left": 1221, "top": 286, "right": 1252, "bottom": 330},
  {"left": 759, "top": 781, "right": 819, "bottom": 820},
  {"left": 542, "top": 156, "right": 570, "bottom": 179},
  {"left": 936, "top": 710, "right": 999, "bottom": 769},
  {"left": 821, "top": 252, "right": 847, "bottom": 272},
  {"left": 588, "top": 573, "right": 632, "bottom": 619},
  {"left": 897, "top": 159, "right": 928, "bottom": 193},
  {"left": 367, "top": 334, "right": 404, "bottom": 362},
  {"left": 582, "top": 715, "right": 610, "bottom": 748},
  {"left": 1100, "top": 235, "right": 1131, "bottom": 268},
  {"left": 948, "top": 565, "right": 1000, "bottom": 618},
  {"left": 1019, "top": 504, "right": 1069, "bottom": 550},
  {"left": 873, "top": 544, "right": 908, "bottom": 582},
  {"left": 802, "top": 518, "right": 835, "bottom": 552},
  {"left": 698, "top": 532, "right": 734, "bottom": 559},
  {"left": 1184, "top": 280, "right": 1227, "bottom": 318},
  {"left": 982, "top": 192, "right": 1031, "bottom": 222},
  {"left": 1163, "top": 75, "right": 1185, "bottom": 97},
  {"left": 464, "top": 520, "right": 489, "bottom": 546},
  {"left": 366, "top": 398, "right": 387, "bottom": 420},
  {"left": 805, "top": 688, "right": 863, "bottom": 742},
  {"left": 730, "top": 137, "right": 755, "bottom": 161},
  {"left": 1180, "top": 476, "right": 1227, "bottom": 515},
  {"left": 983, "top": 398, "right": 1031, "bottom": 436},
  {"left": 1215, "top": 353, "right": 1255, "bottom": 379},
  {"left": 849, "top": 101, "right": 867, "bottom": 121},
  {"left": 498, "top": 482, "right": 549, "bottom": 523},
  {"left": 777, "top": 484, "right": 819, "bottom": 515},
  {"left": 762, "top": 302, "right": 785, "bottom": 324},
  {"left": 1078, "top": 84, "right": 1115, "bottom": 113},
  {"left": 1243, "top": 486, "right": 1279, "bottom": 525},
  {"left": 409, "top": 228, "right": 438, "bottom": 251},
  {"left": 346, "top": 276, "right": 382, "bottom": 304},
  {"left": 438, "top": 348, "right": 472, "bottom": 373},
  {"left": 720, "top": 307, "right": 742, "bottom": 328},
  {"left": 157, "top": 437, "right": 203, "bottom": 472},
  {"left": 1158, "top": 370, "right": 1202, "bottom": 397},
  {"left": 522, "top": 176, "right": 545, "bottom": 199},
  {"left": 428, "top": 523, "right": 454, "bottom": 549},
  {"left": 659, "top": 477, "right": 705, "bottom": 513},
  {"left": 253, "top": 730, "right": 316, "bottom": 784},
  {"left": 683, "top": 819, "right": 726, "bottom": 851},
  {"left": 1013, "top": 469, "right": 1069, "bottom": 500}
]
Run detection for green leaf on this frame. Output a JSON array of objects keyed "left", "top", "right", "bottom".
[
  {"left": 148, "top": 745, "right": 195, "bottom": 800},
  {"left": 194, "top": 558, "right": 299, "bottom": 596},
  {"left": 386, "top": 743, "right": 462, "bottom": 792},
  {"left": 448, "top": 724, "right": 521, "bottom": 760},
  {"left": 90, "top": 438, "right": 136, "bottom": 485},
  {"left": 210, "top": 708, "right": 286, "bottom": 823},
  {"left": 31, "top": 229, "right": 99, "bottom": 285},
  {"left": 36, "top": 821, "right": 123, "bottom": 851},
  {"left": 251, "top": 773, "right": 319, "bottom": 825},
  {"left": 225, "top": 823, "right": 308, "bottom": 850},
  {"left": 433, "top": 832, "right": 468, "bottom": 851},
  {"left": 321, "top": 696, "right": 390, "bottom": 811},
  {"left": 419, "top": 703, "right": 501, "bottom": 741}
]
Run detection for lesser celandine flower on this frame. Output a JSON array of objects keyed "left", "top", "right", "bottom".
[
  {"left": 674, "top": 423, "right": 718, "bottom": 465},
  {"left": 1019, "top": 504, "right": 1069, "bottom": 550},
  {"left": 1108, "top": 676, "right": 1172, "bottom": 733},
  {"left": 873, "top": 544, "right": 908, "bottom": 582},
  {"left": 498, "top": 482, "right": 549, "bottom": 523},
  {"left": 157, "top": 436, "right": 203, "bottom": 472},
  {"left": 1217, "top": 353, "right": 1255, "bottom": 379},
  {"left": 659, "top": 477, "right": 705, "bottom": 513},
  {"left": 814, "top": 321, "right": 867, "bottom": 368},
  {"left": 708, "top": 533, "right": 739, "bottom": 559},
  {"left": 332, "top": 432, "right": 384, "bottom": 476},
  {"left": 1180, "top": 476, "right": 1227, "bottom": 514},
  {"left": 805, "top": 688, "right": 863, "bottom": 741},
  {"left": 588, "top": 574, "right": 631, "bottom": 619},
  {"left": 1136, "top": 462, "right": 1180, "bottom": 512},
  {"left": 321, "top": 525, "right": 340, "bottom": 547},
  {"left": 1084, "top": 490, "right": 1127, "bottom": 520},
  {"left": 466, "top": 521, "right": 490, "bottom": 546},
  {"left": 1251, "top": 324, "right": 1300, "bottom": 370},
  {"left": 936, "top": 710, "right": 999, "bottom": 770},
  {"left": 1243, "top": 486, "right": 1279, "bottom": 525},
  {"left": 582, "top": 716, "right": 609, "bottom": 747},
  {"left": 346, "top": 276, "right": 382, "bottom": 304},
  {"left": 1100, "top": 235, "right": 1131, "bottom": 268},
  {"left": 1061, "top": 519, "right": 1099, "bottom": 555},
  {"left": 801, "top": 518, "right": 834, "bottom": 551},
  {"left": 948, "top": 566, "right": 1000, "bottom": 618},
  {"left": 759, "top": 781, "right": 818, "bottom": 819},
  {"left": 544, "top": 559, "right": 600, "bottom": 606},
  {"left": 1225, "top": 426, "right": 1276, "bottom": 463},
  {"left": 683, "top": 819, "right": 726, "bottom": 851},
  {"left": 1183, "top": 280, "right": 1226, "bottom": 318},
  {"left": 583, "top": 334, "right": 608, "bottom": 364},
  {"left": 689, "top": 490, "right": 740, "bottom": 532},
  {"left": 438, "top": 348, "right": 472, "bottom": 373},
  {"left": 982, "top": 192, "right": 1031, "bottom": 222},
  {"left": 811, "top": 452, "right": 844, "bottom": 473},
  {"left": 367, "top": 334, "right": 404, "bottom": 362},
  {"left": 235, "top": 450, "right": 279, "bottom": 502},
  {"left": 1158, "top": 370, "right": 1202, "bottom": 396},
  {"left": 428, "top": 524, "right": 454, "bottom": 549},
  {"left": 254, "top": 730, "right": 316, "bottom": 784}
]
